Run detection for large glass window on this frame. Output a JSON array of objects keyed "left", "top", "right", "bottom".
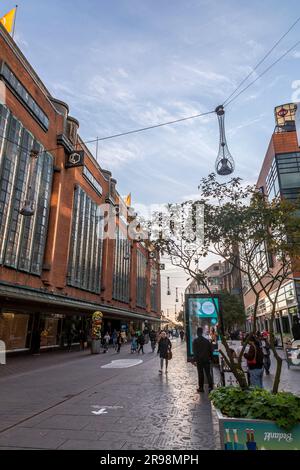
[
  {"left": 277, "top": 153, "right": 300, "bottom": 201},
  {"left": 67, "top": 186, "right": 103, "bottom": 293},
  {"left": 39, "top": 315, "right": 60, "bottom": 347},
  {"left": 113, "top": 228, "right": 131, "bottom": 303},
  {"left": 1, "top": 62, "right": 49, "bottom": 130},
  {"left": 266, "top": 159, "right": 280, "bottom": 201},
  {"left": 136, "top": 250, "right": 147, "bottom": 308},
  {"left": 0, "top": 104, "right": 53, "bottom": 275},
  {"left": 83, "top": 166, "right": 103, "bottom": 196},
  {"left": 0, "top": 312, "right": 29, "bottom": 351},
  {"left": 150, "top": 264, "right": 158, "bottom": 312}
]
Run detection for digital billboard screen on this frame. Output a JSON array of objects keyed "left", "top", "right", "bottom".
[{"left": 185, "top": 294, "right": 221, "bottom": 361}]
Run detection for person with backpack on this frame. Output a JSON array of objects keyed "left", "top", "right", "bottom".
[{"left": 244, "top": 334, "right": 264, "bottom": 388}]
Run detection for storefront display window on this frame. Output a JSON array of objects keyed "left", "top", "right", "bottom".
[
  {"left": 39, "top": 315, "right": 61, "bottom": 347},
  {"left": 0, "top": 312, "right": 29, "bottom": 351}
]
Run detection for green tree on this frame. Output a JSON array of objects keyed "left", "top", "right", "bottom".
[
  {"left": 218, "top": 291, "right": 245, "bottom": 333},
  {"left": 176, "top": 310, "right": 184, "bottom": 324},
  {"left": 143, "top": 174, "right": 300, "bottom": 392}
]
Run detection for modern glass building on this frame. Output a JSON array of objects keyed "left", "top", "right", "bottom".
[{"left": 243, "top": 103, "right": 300, "bottom": 344}]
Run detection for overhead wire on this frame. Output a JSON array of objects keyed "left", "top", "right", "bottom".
[
  {"left": 224, "top": 38, "right": 300, "bottom": 108},
  {"left": 0, "top": 109, "right": 214, "bottom": 158},
  {"left": 222, "top": 15, "right": 300, "bottom": 107},
  {"left": 0, "top": 17, "right": 299, "bottom": 157}
]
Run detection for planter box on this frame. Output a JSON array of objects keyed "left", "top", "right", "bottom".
[
  {"left": 91, "top": 339, "right": 101, "bottom": 354},
  {"left": 211, "top": 403, "right": 300, "bottom": 450}
]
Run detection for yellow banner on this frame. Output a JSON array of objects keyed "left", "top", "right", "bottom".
[
  {"left": 125, "top": 193, "right": 131, "bottom": 207},
  {"left": 0, "top": 8, "right": 16, "bottom": 34}
]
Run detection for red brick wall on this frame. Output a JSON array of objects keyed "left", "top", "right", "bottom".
[{"left": 0, "top": 28, "right": 160, "bottom": 320}]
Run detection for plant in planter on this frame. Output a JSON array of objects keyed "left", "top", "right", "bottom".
[
  {"left": 210, "top": 387, "right": 300, "bottom": 450},
  {"left": 91, "top": 311, "right": 103, "bottom": 354}
]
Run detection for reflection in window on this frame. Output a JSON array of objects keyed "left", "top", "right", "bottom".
[
  {"left": 136, "top": 250, "right": 147, "bottom": 308},
  {"left": 67, "top": 186, "right": 103, "bottom": 293},
  {"left": 276, "top": 152, "right": 300, "bottom": 202},
  {"left": 0, "top": 104, "right": 53, "bottom": 275},
  {"left": 266, "top": 159, "right": 280, "bottom": 201},
  {"left": 113, "top": 228, "right": 130, "bottom": 303}
]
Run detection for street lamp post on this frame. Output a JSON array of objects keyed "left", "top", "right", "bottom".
[
  {"left": 167, "top": 276, "right": 171, "bottom": 295},
  {"left": 20, "top": 148, "right": 39, "bottom": 216}
]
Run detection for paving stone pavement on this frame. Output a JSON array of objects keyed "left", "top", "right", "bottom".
[
  {"left": 0, "top": 340, "right": 299, "bottom": 450},
  {"left": 0, "top": 340, "right": 219, "bottom": 450}
]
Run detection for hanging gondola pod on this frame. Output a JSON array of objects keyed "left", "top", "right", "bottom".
[{"left": 215, "top": 105, "right": 235, "bottom": 176}]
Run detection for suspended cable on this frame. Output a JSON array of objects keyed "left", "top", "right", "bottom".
[
  {"left": 0, "top": 110, "right": 214, "bottom": 158},
  {"left": 224, "top": 39, "right": 300, "bottom": 108},
  {"left": 223, "top": 15, "right": 300, "bottom": 106},
  {"left": 83, "top": 110, "right": 215, "bottom": 143}
]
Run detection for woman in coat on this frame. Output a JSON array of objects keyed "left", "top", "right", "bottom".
[{"left": 157, "top": 331, "right": 172, "bottom": 374}]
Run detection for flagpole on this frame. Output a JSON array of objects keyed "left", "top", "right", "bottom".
[{"left": 12, "top": 5, "right": 18, "bottom": 39}]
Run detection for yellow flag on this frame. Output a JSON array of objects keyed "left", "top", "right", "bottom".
[
  {"left": 0, "top": 8, "right": 16, "bottom": 34},
  {"left": 125, "top": 193, "right": 131, "bottom": 207}
]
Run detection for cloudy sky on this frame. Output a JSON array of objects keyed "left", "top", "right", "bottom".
[{"left": 6, "top": 0, "right": 300, "bottom": 318}]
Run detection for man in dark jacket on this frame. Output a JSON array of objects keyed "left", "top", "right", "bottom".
[
  {"left": 192, "top": 327, "right": 214, "bottom": 393},
  {"left": 292, "top": 317, "right": 300, "bottom": 341}
]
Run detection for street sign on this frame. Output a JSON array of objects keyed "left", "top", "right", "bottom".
[{"left": 65, "top": 150, "right": 84, "bottom": 168}]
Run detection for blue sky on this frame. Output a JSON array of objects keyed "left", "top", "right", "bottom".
[{"left": 4, "top": 0, "right": 300, "bottom": 317}]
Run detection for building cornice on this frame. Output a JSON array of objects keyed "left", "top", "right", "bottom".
[{"left": 0, "top": 23, "right": 57, "bottom": 114}]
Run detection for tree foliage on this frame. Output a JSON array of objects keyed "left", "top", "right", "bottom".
[
  {"left": 218, "top": 291, "right": 245, "bottom": 332},
  {"left": 145, "top": 173, "right": 300, "bottom": 392}
]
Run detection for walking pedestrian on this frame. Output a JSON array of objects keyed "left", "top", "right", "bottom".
[
  {"left": 244, "top": 334, "right": 264, "bottom": 388},
  {"left": 112, "top": 329, "right": 118, "bottom": 350},
  {"left": 67, "top": 328, "right": 75, "bottom": 352},
  {"left": 157, "top": 331, "right": 172, "bottom": 374},
  {"left": 261, "top": 332, "right": 271, "bottom": 375},
  {"left": 292, "top": 317, "right": 300, "bottom": 341},
  {"left": 103, "top": 332, "right": 110, "bottom": 353},
  {"left": 192, "top": 327, "right": 214, "bottom": 393},
  {"left": 179, "top": 330, "right": 184, "bottom": 342},
  {"left": 116, "top": 331, "right": 122, "bottom": 353},
  {"left": 149, "top": 329, "right": 157, "bottom": 352},
  {"left": 79, "top": 329, "right": 86, "bottom": 351},
  {"left": 131, "top": 334, "right": 137, "bottom": 353},
  {"left": 31, "top": 327, "right": 41, "bottom": 355},
  {"left": 137, "top": 333, "right": 145, "bottom": 354}
]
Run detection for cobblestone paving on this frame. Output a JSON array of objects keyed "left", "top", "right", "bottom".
[
  {"left": 0, "top": 341, "right": 299, "bottom": 450},
  {"left": 0, "top": 340, "right": 218, "bottom": 450}
]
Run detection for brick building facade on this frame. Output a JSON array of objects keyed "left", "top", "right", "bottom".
[{"left": 0, "top": 23, "right": 161, "bottom": 352}]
